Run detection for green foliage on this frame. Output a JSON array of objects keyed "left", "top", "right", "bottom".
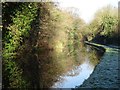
[
  {"left": 2, "top": 3, "right": 37, "bottom": 88},
  {"left": 87, "top": 5, "right": 118, "bottom": 43},
  {"left": 101, "top": 15, "right": 118, "bottom": 37}
]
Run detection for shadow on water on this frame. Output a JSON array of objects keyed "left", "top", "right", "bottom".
[
  {"left": 52, "top": 45, "right": 103, "bottom": 88},
  {"left": 18, "top": 38, "right": 104, "bottom": 88},
  {"left": 39, "top": 43, "right": 104, "bottom": 88}
]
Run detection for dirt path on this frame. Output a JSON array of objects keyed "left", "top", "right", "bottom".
[{"left": 77, "top": 42, "right": 120, "bottom": 88}]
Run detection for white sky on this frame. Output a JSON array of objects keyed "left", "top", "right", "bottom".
[{"left": 54, "top": 0, "right": 119, "bottom": 23}]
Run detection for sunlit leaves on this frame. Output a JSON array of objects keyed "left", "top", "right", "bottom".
[
  {"left": 88, "top": 5, "right": 118, "bottom": 40},
  {"left": 3, "top": 3, "right": 37, "bottom": 88}
]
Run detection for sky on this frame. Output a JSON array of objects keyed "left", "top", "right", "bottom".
[{"left": 54, "top": 0, "right": 119, "bottom": 23}]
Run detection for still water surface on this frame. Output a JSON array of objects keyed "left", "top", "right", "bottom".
[
  {"left": 39, "top": 44, "right": 104, "bottom": 88},
  {"left": 52, "top": 58, "right": 94, "bottom": 88}
]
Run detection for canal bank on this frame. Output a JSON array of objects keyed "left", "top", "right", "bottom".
[{"left": 76, "top": 41, "right": 120, "bottom": 88}]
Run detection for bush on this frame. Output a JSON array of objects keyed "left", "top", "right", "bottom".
[{"left": 2, "top": 2, "right": 38, "bottom": 88}]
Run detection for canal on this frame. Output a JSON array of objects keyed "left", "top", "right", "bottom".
[{"left": 38, "top": 43, "right": 105, "bottom": 88}]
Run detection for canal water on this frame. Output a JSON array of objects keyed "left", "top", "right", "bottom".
[{"left": 39, "top": 44, "right": 104, "bottom": 88}]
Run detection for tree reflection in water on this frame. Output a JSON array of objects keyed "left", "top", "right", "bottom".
[{"left": 38, "top": 43, "right": 104, "bottom": 88}]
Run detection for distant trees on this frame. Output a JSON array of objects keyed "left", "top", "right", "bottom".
[{"left": 87, "top": 5, "right": 119, "bottom": 45}]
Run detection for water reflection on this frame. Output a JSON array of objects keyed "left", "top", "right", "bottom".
[
  {"left": 38, "top": 43, "right": 104, "bottom": 88},
  {"left": 52, "top": 59, "right": 94, "bottom": 88}
]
